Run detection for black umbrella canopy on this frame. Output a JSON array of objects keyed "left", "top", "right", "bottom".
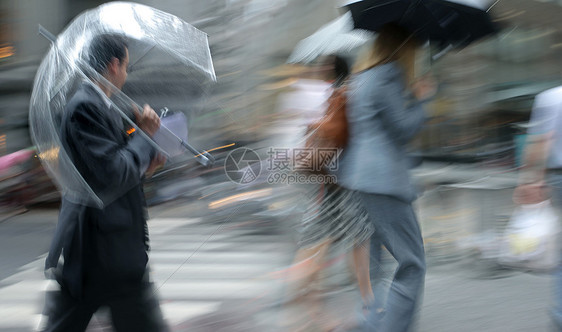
[{"left": 345, "top": 0, "right": 499, "bottom": 48}]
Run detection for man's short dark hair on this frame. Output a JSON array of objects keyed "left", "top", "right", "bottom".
[{"left": 88, "top": 33, "right": 128, "bottom": 75}]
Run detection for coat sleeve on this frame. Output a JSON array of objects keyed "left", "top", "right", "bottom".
[
  {"left": 378, "top": 78, "right": 426, "bottom": 145},
  {"left": 527, "top": 91, "right": 561, "bottom": 136},
  {"left": 66, "top": 101, "right": 154, "bottom": 198}
]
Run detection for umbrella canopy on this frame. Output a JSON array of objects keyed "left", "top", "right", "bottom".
[
  {"left": 29, "top": 1, "right": 216, "bottom": 208},
  {"left": 287, "top": 11, "right": 374, "bottom": 64},
  {"left": 343, "top": 0, "right": 498, "bottom": 49}
]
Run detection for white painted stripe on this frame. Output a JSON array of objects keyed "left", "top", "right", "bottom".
[
  {"left": 152, "top": 241, "right": 291, "bottom": 252},
  {"left": 0, "top": 306, "right": 42, "bottom": 328},
  {"left": 148, "top": 218, "right": 203, "bottom": 235},
  {"left": 150, "top": 233, "right": 289, "bottom": 243},
  {"left": 155, "top": 280, "right": 281, "bottom": 300},
  {"left": 1, "top": 268, "right": 43, "bottom": 285},
  {"left": 150, "top": 234, "right": 234, "bottom": 243},
  {"left": 19, "top": 256, "right": 47, "bottom": 270},
  {"left": 150, "top": 263, "right": 280, "bottom": 281},
  {"left": 161, "top": 301, "right": 221, "bottom": 325},
  {"left": 148, "top": 251, "right": 288, "bottom": 264},
  {"left": 0, "top": 280, "right": 46, "bottom": 302},
  {"left": 151, "top": 262, "right": 279, "bottom": 274}
]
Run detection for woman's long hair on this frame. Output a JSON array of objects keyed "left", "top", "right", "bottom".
[
  {"left": 352, "top": 24, "right": 419, "bottom": 85},
  {"left": 307, "top": 55, "right": 350, "bottom": 87},
  {"left": 332, "top": 55, "right": 349, "bottom": 88}
]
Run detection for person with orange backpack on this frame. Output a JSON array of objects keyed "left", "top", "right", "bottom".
[{"left": 279, "top": 55, "right": 375, "bottom": 330}]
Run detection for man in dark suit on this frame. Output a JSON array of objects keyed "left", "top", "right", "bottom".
[{"left": 41, "top": 33, "right": 168, "bottom": 332}]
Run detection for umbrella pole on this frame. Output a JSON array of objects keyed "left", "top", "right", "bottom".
[
  {"left": 89, "top": 73, "right": 214, "bottom": 167},
  {"left": 127, "top": 43, "right": 156, "bottom": 73},
  {"left": 38, "top": 25, "right": 214, "bottom": 167}
]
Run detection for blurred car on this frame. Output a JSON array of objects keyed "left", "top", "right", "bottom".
[{"left": 0, "top": 147, "right": 60, "bottom": 215}]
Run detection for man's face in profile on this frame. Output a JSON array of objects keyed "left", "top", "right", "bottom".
[{"left": 114, "top": 48, "right": 129, "bottom": 90}]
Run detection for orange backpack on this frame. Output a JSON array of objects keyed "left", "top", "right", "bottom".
[
  {"left": 300, "top": 86, "right": 348, "bottom": 173},
  {"left": 306, "top": 86, "right": 348, "bottom": 150}
]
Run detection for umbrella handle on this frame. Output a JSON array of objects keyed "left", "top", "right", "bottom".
[{"left": 157, "top": 107, "right": 214, "bottom": 167}]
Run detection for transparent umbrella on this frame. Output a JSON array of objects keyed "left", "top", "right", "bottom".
[
  {"left": 29, "top": 1, "right": 216, "bottom": 208},
  {"left": 287, "top": 11, "right": 373, "bottom": 64}
]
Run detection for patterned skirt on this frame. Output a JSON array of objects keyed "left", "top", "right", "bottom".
[{"left": 298, "top": 183, "right": 374, "bottom": 250}]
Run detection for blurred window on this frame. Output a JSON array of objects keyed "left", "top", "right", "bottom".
[
  {"left": 65, "top": 0, "right": 106, "bottom": 25},
  {"left": 0, "top": 6, "right": 16, "bottom": 63}
]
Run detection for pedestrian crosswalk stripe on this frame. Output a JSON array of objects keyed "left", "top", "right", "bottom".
[
  {"left": 149, "top": 251, "right": 287, "bottom": 264},
  {"left": 150, "top": 263, "right": 281, "bottom": 279},
  {"left": 150, "top": 241, "right": 292, "bottom": 251},
  {"left": 148, "top": 217, "right": 203, "bottom": 235},
  {"left": 160, "top": 301, "right": 221, "bottom": 325},
  {"left": 156, "top": 280, "right": 280, "bottom": 300},
  {"left": 0, "top": 215, "right": 291, "bottom": 330}
]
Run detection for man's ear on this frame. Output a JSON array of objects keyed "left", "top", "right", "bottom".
[{"left": 108, "top": 57, "right": 120, "bottom": 75}]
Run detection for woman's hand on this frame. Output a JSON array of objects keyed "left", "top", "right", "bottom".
[
  {"left": 513, "top": 181, "right": 549, "bottom": 205},
  {"left": 412, "top": 76, "right": 437, "bottom": 101}
]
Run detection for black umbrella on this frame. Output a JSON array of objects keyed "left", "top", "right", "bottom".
[{"left": 345, "top": 0, "right": 499, "bottom": 49}]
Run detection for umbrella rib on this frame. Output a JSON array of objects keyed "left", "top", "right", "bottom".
[
  {"left": 162, "top": 46, "right": 217, "bottom": 82},
  {"left": 39, "top": 26, "right": 215, "bottom": 166},
  {"left": 364, "top": 0, "right": 400, "bottom": 11},
  {"left": 486, "top": 0, "right": 502, "bottom": 13},
  {"left": 41, "top": 35, "right": 170, "bottom": 158},
  {"left": 127, "top": 43, "right": 157, "bottom": 73}
]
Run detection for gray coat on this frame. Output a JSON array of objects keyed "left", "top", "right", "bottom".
[{"left": 336, "top": 62, "right": 425, "bottom": 203}]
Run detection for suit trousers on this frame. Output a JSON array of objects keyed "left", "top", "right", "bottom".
[
  {"left": 41, "top": 273, "right": 168, "bottom": 332},
  {"left": 359, "top": 193, "right": 426, "bottom": 332}
]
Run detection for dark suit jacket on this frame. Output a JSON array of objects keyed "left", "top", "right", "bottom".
[{"left": 46, "top": 83, "right": 155, "bottom": 299}]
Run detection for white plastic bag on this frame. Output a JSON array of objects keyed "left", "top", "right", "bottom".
[{"left": 499, "top": 200, "right": 561, "bottom": 272}]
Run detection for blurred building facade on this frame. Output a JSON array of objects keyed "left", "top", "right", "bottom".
[
  {"left": 418, "top": 0, "right": 562, "bottom": 165},
  {"left": 1, "top": 0, "right": 562, "bottom": 166},
  {"left": 0, "top": 0, "right": 339, "bottom": 155}
]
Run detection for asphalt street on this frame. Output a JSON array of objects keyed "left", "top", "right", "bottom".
[{"left": 0, "top": 195, "right": 554, "bottom": 331}]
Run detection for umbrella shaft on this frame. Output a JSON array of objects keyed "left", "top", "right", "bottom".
[{"left": 38, "top": 25, "right": 57, "bottom": 43}]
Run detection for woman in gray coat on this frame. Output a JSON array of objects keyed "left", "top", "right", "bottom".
[{"left": 337, "top": 24, "right": 433, "bottom": 332}]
